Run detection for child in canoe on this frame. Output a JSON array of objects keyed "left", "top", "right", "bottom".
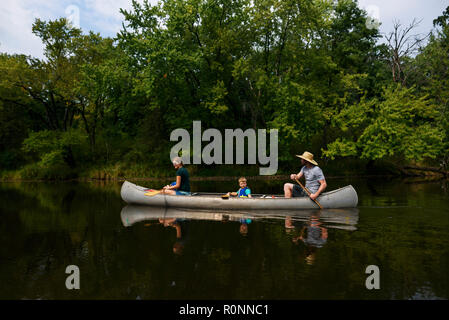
[{"left": 227, "top": 177, "right": 252, "bottom": 198}]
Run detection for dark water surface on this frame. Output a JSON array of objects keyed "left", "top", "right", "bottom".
[{"left": 0, "top": 178, "right": 448, "bottom": 300}]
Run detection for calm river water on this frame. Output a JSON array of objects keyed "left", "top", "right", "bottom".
[{"left": 0, "top": 177, "right": 448, "bottom": 300}]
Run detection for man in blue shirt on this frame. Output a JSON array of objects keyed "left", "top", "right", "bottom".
[{"left": 284, "top": 151, "right": 327, "bottom": 200}]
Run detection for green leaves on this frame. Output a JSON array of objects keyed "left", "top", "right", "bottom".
[
  {"left": 19, "top": 129, "right": 88, "bottom": 179},
  {"left": 323, "top": 138, "right": 358, "bottom": 158},
  {"left": 204, "top": 80, "right": 229, "bottom": 114},
  {"left": 32, "top": 18, "right": 82, "bottom": 61},
  {"left": 22, "top": 130, "right": 87, "bottom": 158},
  {"left": 324, "top": 85, "right": 445, "bottom": 161}
]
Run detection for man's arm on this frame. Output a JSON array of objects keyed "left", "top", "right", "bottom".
[
  {"left": 310, "top": 179, "right": 327, "bottom": 200},
  {"left": 290, "top": 171, "right": 304, "bottom": 180}
]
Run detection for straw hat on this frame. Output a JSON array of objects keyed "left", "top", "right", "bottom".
[{"left": 295, "top": 151, "right": 318, "bottom": 166}]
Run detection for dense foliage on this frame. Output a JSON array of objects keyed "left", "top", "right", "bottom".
[{"left": 0, "top": 0, "right": 448, "bottom": 179}]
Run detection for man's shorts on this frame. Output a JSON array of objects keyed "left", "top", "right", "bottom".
[{"left": 292, "top": 185, "right": 308, "bottom": 197}]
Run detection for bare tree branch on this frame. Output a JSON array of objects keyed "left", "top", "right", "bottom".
[{"left": 384, "top": 18, "right": 428, "bottom": 85}]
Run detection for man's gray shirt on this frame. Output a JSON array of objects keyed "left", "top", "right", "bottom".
[{"left": 300, "top": 166, "right": 325, "bottom": 194}]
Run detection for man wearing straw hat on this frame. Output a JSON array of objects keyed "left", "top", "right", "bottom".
[{"left": 284, "top": 151, "right": 327, "bottom": 200}]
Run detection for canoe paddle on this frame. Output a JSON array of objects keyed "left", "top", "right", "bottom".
[
  {"left": 222, "top": 191, "right": 238, "bottom": 199},
  {"left": 295, "top": 178, "right": 323, "bottom": 209},
  {"left": 144, "top": 189, "right": 162, "bottom": 197},
  {"left": 144, "top": 189, "right": 168, "bottom": 207}
]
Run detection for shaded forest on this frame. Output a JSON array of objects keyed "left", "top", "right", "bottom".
[{"left": 0, "top": 0, "right": 448, "bottom": 180}]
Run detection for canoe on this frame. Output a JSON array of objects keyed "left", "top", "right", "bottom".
[
  {"left": 120, "top": 205, "right": 359, "bottom": 230},
  {"left": 120, "top": 180, "right": 358, "bottom": 210}
]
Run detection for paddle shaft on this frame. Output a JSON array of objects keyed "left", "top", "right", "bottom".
[{"left": 295, "top": 178, "right": 323, "bottom": 209}]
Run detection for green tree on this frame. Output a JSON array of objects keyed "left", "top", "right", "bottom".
[
  {"left": 412, "top": 6, "right": 449, "bottom": 168},
  {"left": 324, "top": 84, "right": 445, "bottom": 162},
  {"left": 262, "top": 0, "right": 384, "bottom": 159},
  {"left": 119, "top": 0, "right": 384, "bottom": 157}
]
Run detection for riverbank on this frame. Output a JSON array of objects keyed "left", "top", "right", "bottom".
[{"left": 1, "top": 160, "right": 446, "bottom": 182}]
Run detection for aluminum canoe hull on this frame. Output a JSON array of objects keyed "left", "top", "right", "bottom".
[{"left": 120, "top": 181, "right": 358, "bottom": 210}]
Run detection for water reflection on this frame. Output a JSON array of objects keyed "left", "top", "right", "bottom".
[
  {"left": 239, "top": 218, "right": 252, "bottom": 236},
  {"left": 121, "top": 205, "right": 359, "bottom": 230},
  {"left": 287, "top": 212, "right": 328, "bottom": 265},
  {"left": 121, "top": 205, "right": 251, "bottom": 226},
  {"left": 1, "top": 180, "right": 448, "bottom": 299},
  {"left": 157, "top": 217, "right": 190, "bottom": 255},
  {"left": 120, "top": 205, "right": 359, "bottom": 261},
  {"left": 284, "top": 210, "right": 359, "bottom": 265}
]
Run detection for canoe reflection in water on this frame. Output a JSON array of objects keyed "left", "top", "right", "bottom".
[{"left": 120, "top": 205, "right": 359, "bottom": 258}]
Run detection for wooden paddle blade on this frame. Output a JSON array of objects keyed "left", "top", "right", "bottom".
[
  {"left": 144, "top": 190, "right": 162, "bottom": 197},
  {"left": 221, "top": 194, "right": 230, "bottom": 200}
]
